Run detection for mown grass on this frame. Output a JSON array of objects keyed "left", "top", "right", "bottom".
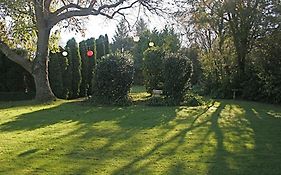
[{"left": 0, "top": 90, "right": 280, "bottom": 174}]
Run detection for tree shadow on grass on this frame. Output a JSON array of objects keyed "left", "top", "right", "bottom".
[
  {"left": 237, "top": 101, "right": 281, "bottom": 175},
  {"left": 206, "top": 102, "right": 230, "bottom": 174},
  {"left": 111, "top": 102, "right": 222, "bottom": 175},
  {"left": 1, "top": 99, "right": 280, "bottom": 174},
  {"left": 18, "top": 148, "right": 39, "bottom": 157},
  {"left": 207, "top": 100, "right": 281, "bottom": 175},
  {"left": 0, "top": 101, "right": 177, "bottom": 132},
  {"left": 111, "top": 100, "right": 281, "bottom": 175},
  {"left": 1, "top": 100, "right": 213, "bottom": 175},
  {"left": 0, "top": 101, "right": 178, "bottom": 174}
]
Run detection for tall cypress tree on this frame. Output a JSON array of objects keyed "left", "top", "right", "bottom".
[
  {"left": 64, "top": 44, "right": 73, "bottom": 98},
  {"left": 79, "top": 38, "right": 97, "bottom": 96},
  {"left": 49, "top": 52, "right": 64, "bottom": 98},
  {"left": 104, "top": 34, "right": 110, "bottom": 54},
  {"left": 65, "top": 38, "right": 82, "bottom": 99},
  {"left": 59, "top": 47, "right": 69, "bottom": 99},
  {"left": 96, "top": 34, "right": 110, "bottom": 60},
  {"left": 96, "top": 35, "right": 105, "bottom": 60},
  {"left": 79, "top": 40, "right": 88, "bottom": 97},
  {"left": 85, "top": 38, "right": 97, "bottom": 95}
]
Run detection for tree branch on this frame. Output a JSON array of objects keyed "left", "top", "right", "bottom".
[
  {"left": 109, "top": 0, "right": 139, "bottom": 18},
  {"left": 89, "top": 0, "right": 97, "bottom": 8},
  {"left": 0, "top": 40, "right": 32, "bottom": 73},
  {"left": 52, "top": 3, "right": 84, "bottom": 16},
  {"left": 48, "top": 0, "right": 139, "bottom": 27},
  {"left": 44, "top": 0, "right": 52, "bottom": 14}
]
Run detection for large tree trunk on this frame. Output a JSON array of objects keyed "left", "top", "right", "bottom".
[
  {"left": 32, "top": 28, "right": 56, "bottom": 102},
  {"left": 32, "top": 61, "right": 55, "bottom": 102}
]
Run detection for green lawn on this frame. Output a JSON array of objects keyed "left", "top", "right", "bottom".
[{"left": 0, "top": 92, "right": 281, "bottom": 174}]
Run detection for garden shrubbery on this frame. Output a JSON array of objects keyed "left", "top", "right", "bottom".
[
  {"left": 143, "top": 47, "right": 165, "bottom": 93},
  {"left": 91, "top": 52, "right": 134, "bottom": 105},
  {"left": 163, "top": 53, "right": 193, "bottom": 104},
  {"left": 143, "top": 49, "right": 194, "bottom": 105}
]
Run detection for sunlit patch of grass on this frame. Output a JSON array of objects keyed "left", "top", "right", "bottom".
[
  {"left": 0, "top": 93, "right": 280, "bottom": 174},
  {"left": 130, "top": 86, "right": 150, "bottom": 103},
  {"left": 130, "top": 92, "right": 150, "bottom": 103},
  {"left": 267, "top": 111, "right": 281, "bottom": 118}
]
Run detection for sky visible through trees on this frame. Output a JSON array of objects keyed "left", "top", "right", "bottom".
[{"left": 59, "top": 11, "right": 168, "bottom": 45}]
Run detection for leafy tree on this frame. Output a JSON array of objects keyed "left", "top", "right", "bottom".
[
  {"left": 249, "top": 30, "right": 281, "bottom": 103},
  {"left": 175, "top": 0, "right": 280, "bottom": 100},
  {"left": 132, "top": 24, "right": 181, "bottom": 85},
  {"left": 0, "top": 0, "right": 164, "bottom": 102},
  {"left": 224, "top": 0, "right": 267, "bottom": 77},
  {"left": 180, "top": 47, "right": 202, "bottom": 85}
]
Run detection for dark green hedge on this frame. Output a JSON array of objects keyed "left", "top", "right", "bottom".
[
  {"left": 92, "top": 52, "right": 134, "bottom": 105},
  {"left": 143, "top": 47, "right": 165, "bottom": 93},
  {"left": 163, "top": 53, "right": 193, "bottom": 104}
]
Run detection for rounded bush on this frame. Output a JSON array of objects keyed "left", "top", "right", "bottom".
[
  {"left": 143, "top": 47, "right": 165, "bottom": 93},
  {"left": 163, "top": 53, "right": 193, "bottom": 104},
  {"left": 92, "top": 52, "right": 134, "bottom": 105}
]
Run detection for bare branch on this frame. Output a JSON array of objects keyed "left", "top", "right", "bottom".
[
  {"left": 109, "top": 0, "right": 139, "bottom": 19},
  {"left": 52, "top": 3, "right": 84, "bottom": 16},
  {"left": 49, "top": 0, "right": 140, "bottom": 27},
  {"left": 89, "top": 0, "right": 97, "bottom": 8},
  {"left": 97, "top": 0, "right": 126, "bottom": 11},
  {"left": 44, "top": 0, "right": 52, "bottom": 14}
]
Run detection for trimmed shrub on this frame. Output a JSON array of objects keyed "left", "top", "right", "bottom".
[
  {"left": 143, "top": 47, "right": 165, "bottom": 93},
  {"left": 163, "top": 53, "right": 193, "bottom": 104},
  {"left": 92, "top": 52, "right": 134, "bottom": 105}
]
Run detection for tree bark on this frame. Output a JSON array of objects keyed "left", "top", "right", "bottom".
[
  {"left": 32, "top": 27, "right": 56, "bottom": 102},
  {"left": 0, "top": 40, "right": 32, "bottom": 73}
]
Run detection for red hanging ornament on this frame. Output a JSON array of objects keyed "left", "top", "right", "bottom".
[{"left": 87, "top": 50, "right": 94, "bottom": 57}]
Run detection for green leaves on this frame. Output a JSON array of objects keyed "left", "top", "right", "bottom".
[{"left": 92, "top": 52, "right": 134, "bottom": 105}]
